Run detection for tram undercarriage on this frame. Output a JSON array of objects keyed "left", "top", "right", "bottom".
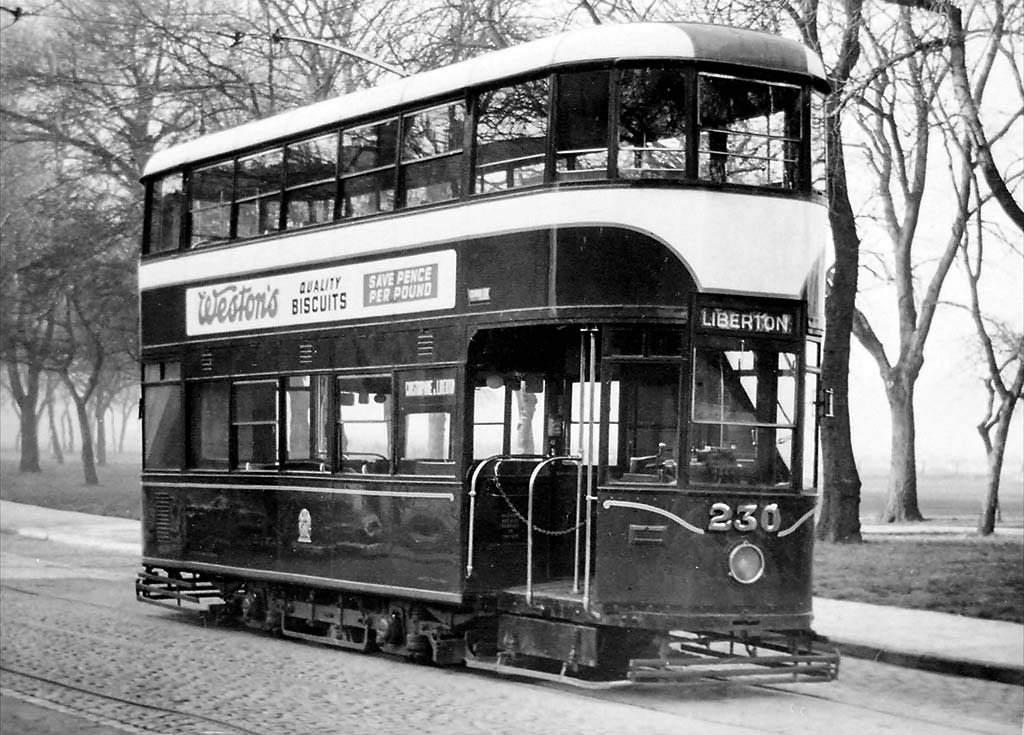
[{"left": 137, "top": 567, "right": 838, "bottom": 686}]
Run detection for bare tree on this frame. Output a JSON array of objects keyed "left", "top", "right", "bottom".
[
  {"left": 0, "top": 139, "right": 63, "bottom": 472},
  {"left": 959, "top": 181, "right": 1024, "bottom": 535},
  {"left": 851, "top": 1, "right": 1018, "bottom": 522}
]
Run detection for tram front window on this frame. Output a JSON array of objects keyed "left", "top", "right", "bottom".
[
  {"left": 690, "top": 340, "right": 797, "bottom": 486},
  {"left": 605, "top": 363, "right": 680, "bottom": 484}
]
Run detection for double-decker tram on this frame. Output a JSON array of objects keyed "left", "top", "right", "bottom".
[{"left": 136, "top": 22, "right": 838, "bottom": 684}]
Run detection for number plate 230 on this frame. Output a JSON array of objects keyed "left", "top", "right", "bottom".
[{"left": 708, "top": 502, "right": 781, "bottom": 533}]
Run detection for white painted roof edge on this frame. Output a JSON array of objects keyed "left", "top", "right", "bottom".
[{"left": 143, "top": 22, "right": 827, "bottom": 178}]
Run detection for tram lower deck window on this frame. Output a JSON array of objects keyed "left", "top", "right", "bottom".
[
  {"left": 398, "top": 369, "right": 457, "bottom": 476},
  {"left": 188, "top": 381, "right": 230, "bottom": 469},
  {"left": 142, "top": 361, "right": 183, "bottom": 469},
  {"left": 337, "top": 376, "right": 392, "bottom": 474},
  {"left": 691, "top": 340, "right": 797, "bottom": 486},
  {"left": 605, "top": 362, "right": 680, "bottom": 485},
  {"left": 233, "top": 380, "right": 278, "bottom": 470}
]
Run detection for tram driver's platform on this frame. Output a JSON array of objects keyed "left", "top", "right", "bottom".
[{"left": 1, "top": 500, "right": 1022, "bottom": 685}]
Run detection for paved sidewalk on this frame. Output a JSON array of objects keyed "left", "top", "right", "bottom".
[{"left": 2, "top": 500, "right": 1022, "bottom": 685}]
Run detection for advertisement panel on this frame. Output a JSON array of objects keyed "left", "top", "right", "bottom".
[{"left": 185, "top": 250, "right": 456, "bottom": 336}]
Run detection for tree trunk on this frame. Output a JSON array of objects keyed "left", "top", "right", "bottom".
[
  {"left": 17, "top": 404, "right": 42, "bottom": 473},
  {"left": 816, "top": 45, "right": 864, "bottom": 543},
  {"left": 72, "top": 395, "right": 99, "bottom": 485},
  {"left": 880, "top": 373, "right": 924, "bottom": 522},
  {"left": 118, "top": 401, "right": 132, "bottom": 454},
  {"left": 62, "top": 407, "right": 75, "bottom": 451},
  {"left": 977, "top": 399, "right": 1013, "bottom": 535},
  {"left": 6, "top": 361, "right": 43, "bottom": 472},
  {"left": 94, "top": 400, "right": 108, "bottom": 466},
  {"left": 62, "top": 374, "right": 100, "bottom": 486},
  {"left": 46, "top": 384, "right": 65, "bottom": 464}
]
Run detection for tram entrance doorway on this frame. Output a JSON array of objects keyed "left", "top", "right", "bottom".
[{"left": 465, "top": 325, "right": 597, "bottom": 592}]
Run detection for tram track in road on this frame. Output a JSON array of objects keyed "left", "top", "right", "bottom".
[
  {"left": 3, "top": 577, "right": 1020, "bottom": 734},
  {"left": 1, "top": 666, "right": 264, "bottom": 735}
]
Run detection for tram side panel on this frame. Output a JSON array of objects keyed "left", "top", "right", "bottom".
[{"left": 142, "top": 480, "right": 464, "bottom": 601}]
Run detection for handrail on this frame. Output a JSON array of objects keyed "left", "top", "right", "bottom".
[
  {"left": 466, "top": 454, "right": 506, "bottom": 578},
  {"left": 525, "top": 455, "right": 581, "bottom": 604}
]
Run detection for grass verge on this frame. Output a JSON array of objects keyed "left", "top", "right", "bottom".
[{"left": 2, "top": 455, "right": 1022, "bottom": 624}]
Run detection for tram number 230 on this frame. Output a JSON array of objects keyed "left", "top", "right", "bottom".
[{"left": 708, "top": 502, "right": 781, "bottom": 533}]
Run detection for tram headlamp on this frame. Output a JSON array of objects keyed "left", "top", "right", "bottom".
[{"left": 728, "top": 543, "right": 765, "bottom": 584}]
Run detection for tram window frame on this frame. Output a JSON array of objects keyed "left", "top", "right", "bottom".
[
  {"left": 689, "top": 337, "right": 801, "bottom": 488},
  {"left": 188, "top": 160, "right": 235, "bottom": 246},
  {"left": 810, "top": 92, "right": 826, "bottom": 195},
  {"left": 616, "top": 66, "right": 691, "bottom": 180},
  {"left": 341, "top": 117, "right": 398, "bottom": 218},
  {"left": 554, "top": 69, "right": 611, "bottom": 181},
  {"left": 472, "top": 76, "right": 550, "bottom": 194},
  {"left": 232, "top": 379, "right": 279, "bottom": 470},
  {"left": 283, "top": 375, "right": 332, "bottom": 471},
  {"left": 397, "top": 368, "right": 458, "bottom": 476},
  {"left": 141, "top": 360, "right": 184, "bottom": 470},
  {"left": 235, "top": 147, "right": 285, "bottom": 238},
  {"left": 401, "top": 100, "right": 466, "bottom": 208},
  {"left": 696, "top": 73, "right": 803, "bottom": 189},
  {"left": 145, "top": 173, "right": 185, "bottom": 255},
  {"left": 187, "top": 380, "right": 231, "bottom": 470},
  {"left": 284, "top": 132, "right": 340, "bottom": 229},
  {"left": 602, "top": 360, "right": 683, "bottom": 486},
  {"left": 802, "top": 339, "right": 822, "bottom": 490},
  {"left": 336, "top": 374, "right": 394, "bottom": 475},
  {"left": 472, "top": 374, "right": 546, "bottom": 459}
]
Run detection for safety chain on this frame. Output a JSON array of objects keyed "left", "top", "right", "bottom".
[{"left": 490, "top": 472, "right": 585, "bottom": 537}]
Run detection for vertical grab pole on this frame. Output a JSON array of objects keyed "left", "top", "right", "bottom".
[
  {"left": 526, "top": 456, "right": 575, "bottom": 604},
  {"left": 466, "top": 455, "right": 504, "bottom": 578},
  {"left": 583, "top": 327, "right": 597, "bottom": 609},
  {"left": 573, "top": 329, "right": 586, "bottom": 594}
]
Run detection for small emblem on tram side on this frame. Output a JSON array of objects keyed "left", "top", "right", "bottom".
[{"left": 297, "top": 508, "right": 313, "bottom": 544}]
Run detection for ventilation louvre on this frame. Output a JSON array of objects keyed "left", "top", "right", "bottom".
[
  {"left": 154, "top": 493, "right": 173, "bottom": 544},
  {"left": 416, "top": 331, "right": 435, "bottom": 360}
]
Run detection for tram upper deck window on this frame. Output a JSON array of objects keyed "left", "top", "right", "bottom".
[
  {"left": 285, "top": 132, "right": 338, "bottom": 229},
  {"left": 236, "top": 148, "right": 283, "bottom": 238},
  {"left": 398, "top": 369, "right": 457, "bottom": 476},
  {"left": 402, "top": 101, "right": 465, "bottom": 207},
  {"left": 341, "top": 118, "right": 397, "bottom": 217},
  {"left": 474, "top": 78, "right": 549, "bottom": 193},
  {"left": 690, "top": 339, "right": 798, "bottom": 487},
  {"left": 337, "top": 376, "right": 392, "bottom": 474},
  {"left": 810, "top": 92, "right": 826, "bottom": 194},
  {"left": 555, "top": 70, "right": 609, "bottom": 180},
  {"left": 146, "top": 173, "right": 184, "bottom": 254},
  {"left": 697, "top": 74, "right": 802, "bottom": 189},
  {"left": 189, "top": 161, "right": 234, "bottom": 246},
  {"left": 617, "top": 68, "right": 688, "bottom": 179}
]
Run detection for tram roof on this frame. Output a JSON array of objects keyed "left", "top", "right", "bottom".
[{"left": 143, "top": 22, "right": 829, "bottom": 178}]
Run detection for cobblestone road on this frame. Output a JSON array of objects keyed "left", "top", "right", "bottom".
[{"left": 2, "top": 533, "right": 1021, "bottom": 734}]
